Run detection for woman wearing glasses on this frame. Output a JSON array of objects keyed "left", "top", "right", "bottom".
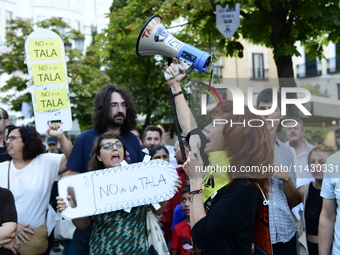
[
  {"left": 57, "top": 132, "right": 173, "bottom": 255},
  {"left": 0, "top": 125, "right": 72, "bottom": 255}
]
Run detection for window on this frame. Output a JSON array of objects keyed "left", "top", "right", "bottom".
[
  {"left": 5, "top": 11, "right": 13, "bottom": 25},
  {"left": 337, "top": 84, "right": 340, "bottom": 100},
  {"left": 36, "top": 16, "right": 46, "bottom": 22},
  {"left": 207, "top": 88, "right": 227, "bottom": 105},
  {"left": 252, "top": 53, "right": 264, "bottom": 79},
  {"left": 305, "top": 52, "right": 318, "bottom": 77},
  {"left": 75, "top": 20, "right": 81, "bottom": 31},
  {"left": 212, "top": 65, "right": 222, "bottom": 78},
  {"left": 212, "top": 58, "right": 223, "bottom": 78}
]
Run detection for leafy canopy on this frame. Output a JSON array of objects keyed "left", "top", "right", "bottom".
[{"left": 0, "top": 17, "right": 110, "bottom": 131}]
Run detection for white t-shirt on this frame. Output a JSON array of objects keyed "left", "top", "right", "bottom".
[
  {"left": 320, "top": 151, "right": 340, "bottom": 255},
  {"left": 0, "top": 153, "right": 63, "bottom": 227}
]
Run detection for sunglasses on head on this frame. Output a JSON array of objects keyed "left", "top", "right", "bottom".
[{"left": 0, "top": 115, "right": 6, "bottom": 121}]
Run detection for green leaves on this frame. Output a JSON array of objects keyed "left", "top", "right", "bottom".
[{"left": 0, "top": 18, "right": 108, "bottom": 131}]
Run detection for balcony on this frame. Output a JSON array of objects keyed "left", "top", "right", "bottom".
[
  {"left": 251, "top": 68, "right": 269, "bottom": 80},
  {"left": 327, "top": 56, "right": 340, "bottom": 74},
  {"left": 296, "top": 61, "right": 322, "bottom": 78}
]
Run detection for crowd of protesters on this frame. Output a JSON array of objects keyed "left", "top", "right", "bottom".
[{"left": 0, "top": 63, "right": 340, "bottom": 255}]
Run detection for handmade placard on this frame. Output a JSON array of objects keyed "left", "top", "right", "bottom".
[
  {"left": 24, "top": 29, "right": 72, "bottom": 133},
  {"left": 58, "top": 159, "right": 178, "bottom": 219}
]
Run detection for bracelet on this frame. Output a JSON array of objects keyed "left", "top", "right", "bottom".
[
  {"left": 189, "top": 189, "right": 203, "bottom": 195},
  {"left": 189, "top": 189, "right": 202, "bottom": 202},
  {"left": 173, "top": 91, "right": 183, "bottom": 98}
]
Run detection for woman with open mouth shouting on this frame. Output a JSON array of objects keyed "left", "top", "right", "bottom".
[
  {"left": 165, "top": 58, "right": 274, "bottom": 255},
  {"left": 57, "top": 132, "right": 178, "bottom": 255}
]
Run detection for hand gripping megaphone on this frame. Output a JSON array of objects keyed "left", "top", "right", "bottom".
[{"left": 136, "top": 15, "right": 212, "bottom": 80}]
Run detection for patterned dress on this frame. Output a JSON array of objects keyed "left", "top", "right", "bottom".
[{"left": 90, "top": 205, "right": 149, "bottom": 255}]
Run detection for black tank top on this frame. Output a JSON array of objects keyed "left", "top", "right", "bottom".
[{"left": 305, "top": 183, "right": 322, "bottom": 235}]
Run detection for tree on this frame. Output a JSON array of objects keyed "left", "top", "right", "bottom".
[
  {"left": 304, "top": 126, "right": 333, "bottom": 145},
  {"left": 0, "top": 17, "right": 110, "bottom": 131},
  {"left": 92, "top": 1, "right": 183, "bottom": 129},
  {"left": 299, "top": 84, "right": 329, "bottom": 98},
  {"left": 96, "top": 0, "right": 340, "bottom": 117}
]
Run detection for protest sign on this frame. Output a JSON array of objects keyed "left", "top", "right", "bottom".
[
  {"left": 24, "top": 29, "right": 72, "bottom": 133},
  {"left": 58, "top": 159, "right": 178, "bottom": 219}
]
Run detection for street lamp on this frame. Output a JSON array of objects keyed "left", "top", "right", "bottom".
[{"left": 64, "top": 42, "right": 72, "bottom": 50}]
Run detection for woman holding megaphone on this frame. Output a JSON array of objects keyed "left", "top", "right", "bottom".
[{"left": 165, "top": 58, "right": 274, "bottom": 255}]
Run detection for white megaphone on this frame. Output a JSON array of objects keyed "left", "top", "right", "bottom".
[{"left": 136, "top": 15, "right": 212, "bottom": 80}]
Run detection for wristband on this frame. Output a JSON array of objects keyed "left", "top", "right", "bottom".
[
  {"left": 173, "top": 91, "right": 183, "bottom": 98},
  {"left": 189, "top": 189, "right": 203, "bottom": 195},
  {"left": 189, "top": 189, "right": 202, "bottom": 202}
]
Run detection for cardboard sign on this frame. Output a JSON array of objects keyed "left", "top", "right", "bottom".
[
  {"left": 27, "top": 38, "right": 63, "bottom": 61},
  {"left": 31, "top": 63, "right": 66, "bottom": 86},
  {"left": 253, "top": 197, "right": 272, "bottom": 255},
  {"left": 58, "top": 160, "right": 178, "bottom": 220},
  {"left": 216, "top": 4, "right": 240, "bottom": 39},
  {"left": 24, "top": 29, "right": 72, "bottom": 133},
  {"left": 34, "top": 88, "right": 69, "bottom": 112}
]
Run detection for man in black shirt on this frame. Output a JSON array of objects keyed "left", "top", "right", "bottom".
[{"left": 0, "top": 108, "right": 10, "bottom": 163}]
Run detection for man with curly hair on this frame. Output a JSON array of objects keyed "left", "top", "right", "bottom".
[{"left": 66, "top": 84, "right": 144, "bottom": 255}]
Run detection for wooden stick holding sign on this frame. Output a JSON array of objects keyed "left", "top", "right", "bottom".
[
  {"left": 58, "top": 159, "right": 178, "bottom": 220},
  {"left": 24, "top": 29, "right": 72, "bottom": 133}
]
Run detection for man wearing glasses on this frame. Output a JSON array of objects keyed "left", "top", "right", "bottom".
[
  {"left": 66, "top": 84, "right": 144, "bottom": 255},
  {"left": 0, "top": 107, "right": 10, "bottom": 163}
]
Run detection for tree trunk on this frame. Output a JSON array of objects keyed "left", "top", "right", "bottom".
[
  {"left": 275, "top": 55, "right": 300, "bottom": 118},
  {"left": 143, "top": 113, "right": 151, "bottom": 131}
]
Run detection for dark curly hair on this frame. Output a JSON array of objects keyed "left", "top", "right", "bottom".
[
  {"left": 92, "top": 84, "right": 137, "bottom": 133},
  {"left": 6, "top": 126, "right": 45, "bottom": 160}
]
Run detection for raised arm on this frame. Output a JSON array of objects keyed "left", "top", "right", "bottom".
[
  {"left": 47, "top": 123, "right": 73, "bottom": 158},
  {"left": 166, "top": 59, "right": 197, "bottom": 135},
  {"left": 47, "top": 123, "right": 73, "bottom": 174}
]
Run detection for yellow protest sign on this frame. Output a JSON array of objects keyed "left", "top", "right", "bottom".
[
  {"left": 34, "top": 88, "right": 69, "bottom": 112},
  {"left": 31, "top": 62, "right": 66, "bottom": 86},
  {"left": 28, "top": 38, "right": 62, "bottom": 61}
]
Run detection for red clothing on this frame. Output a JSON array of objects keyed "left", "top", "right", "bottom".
[
  {"left": 170, "top": 220, "right": 193, "bottom": 255},
  {"left": 161, "top": 167, "right": 189, "bottom": 243}
]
